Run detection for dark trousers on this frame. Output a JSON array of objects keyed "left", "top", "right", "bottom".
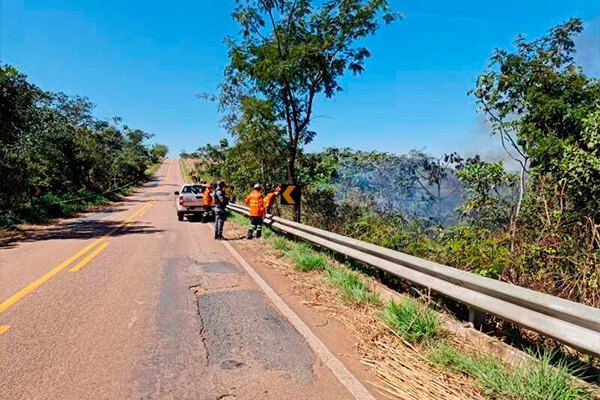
[
  {"left": 247, "top": 216, "right": 263, "bottom": 238},
  {"left": 203, "top": 206, "right": 213, "bottom": 222},
  {"left": 215, "top": 211, "right": 226, "bottom": 237}
]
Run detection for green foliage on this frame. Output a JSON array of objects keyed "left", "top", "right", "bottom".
[
  {"left": 180, "top": 158, "right": 193, "bottom": 182},
  {"left": 472, "top": 17, "right": 600, "bottom": 219},
  {"left": 0, "top": 64, "right": 165, "bottom": 226},
  {"left": 325, "top": 265, "right": 381, "bottom": 305},
  {"left": 381, "top": 298, "right": 441, "bottom": 343},
  {"left": 206, "top": 17, "right": 600, "bottom": 313},
  {"left": 437, "top": 225, "right": 512, "bottom": 279},
  {"left": 219, "top": 0, "right": 400, "bottom": 184},
  {"left": 473, "top": 18, "right": 599, "bottom": 172},
  {"left": 291, "top": 242, "right": 329, "bottom": 272},
  {"left": 553, "top": 107, "right": 600, "bottom": 214},
  {"left": 270, "top": 236, "right": 291, "bottom": 251},
  {"left": 429, "top": 344, "right": 593, "bottom": 400},
  {"left": 457, "top": 160, "right": 518, "bottom": 226},
  {"left": 227, "top": 210, "right": 249, "bottom": 227},
  {"left": 150, "top": 144, "right": 169, "bottom": 162}
]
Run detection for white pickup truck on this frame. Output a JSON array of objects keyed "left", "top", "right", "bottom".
[{"left": 174, "top": 183, "right": 206, "bottom": 221}]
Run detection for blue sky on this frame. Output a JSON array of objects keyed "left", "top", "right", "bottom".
[{"left": 2, "top": 1, "right": 599, "bottom": 160}]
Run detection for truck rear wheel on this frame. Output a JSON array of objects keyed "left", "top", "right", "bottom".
[{"left": 177, "top": 212, "right": 184, "bottom": 221}]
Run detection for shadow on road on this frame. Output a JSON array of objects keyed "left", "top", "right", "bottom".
[{"left": 0, "top": 219, "right": 163, "bottom": 250}]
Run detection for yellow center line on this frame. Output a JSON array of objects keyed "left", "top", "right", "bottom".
[
  {"left": 69, "top": 242, "right": 110, "bottom": 273},
  {"left": 0, "top": 200, "right": 153, "bottom": 315},
  {"left": 0, "top": 325, "right": 10, "bottom": 335},
  {"left": 138, "top": 200, "right": 156, "bottom": 217},
  {"left": 0, "top": 237, "right": 105, "bottom": 314}
]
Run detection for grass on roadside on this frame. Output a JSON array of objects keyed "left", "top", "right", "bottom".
[
  {"left": 291, "top": 242, "right": 329, "bottom": 272},
  {"left": 269, "top": 235, "right": 291, "bottom": 251},
  {"left": 325, "top": 265, "right": 381, "bottom": 305},
  {"left": 225, "top": 208, "right": 597, "bottom": 399},
  {"left": 145, "top": 161, "right": 162, "bottom": 178},
  {"left": 180, "top": 158, "right": 193, "bottom": 182},
  {"left": 381, "top": 297, "right": 442, "bottom": 343},
  {"left": 429, "top": 344, "right": 594, "bottom": 400},
  {"left": 227, "top": 210, "right": 248, "bottom": 227}
]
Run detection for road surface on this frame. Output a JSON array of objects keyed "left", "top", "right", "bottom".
[{"left": 0, "top": 160, "right": 372, "bottom": 400}]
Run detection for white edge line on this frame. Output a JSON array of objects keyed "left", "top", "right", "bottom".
[{"left": 221, "top": 239, "right": 376, "bottom": 400}]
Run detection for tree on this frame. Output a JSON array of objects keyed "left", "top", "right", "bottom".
[
  {"left": 0, "top": 63, "right": 161, "bottom": 219},
  {"left": 150, "top": 144, "right": 169, "bottom": 162},
  {"left": 471, "top": 18, "right": 600, "bottom": 220},
  {"left": 456, "top": 159, "right": 518, "bottom": 227},
  {"left": 219, "top": 0, "right": 400, "bottom": 219}
]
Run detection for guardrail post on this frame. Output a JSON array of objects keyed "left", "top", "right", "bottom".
[{"left": 469, "top": 308, "right": 484, "bottom": 330}]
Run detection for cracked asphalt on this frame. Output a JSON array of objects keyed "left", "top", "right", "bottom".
[{"left": 0, "top": 160, "right": 356, "bottom": 400}]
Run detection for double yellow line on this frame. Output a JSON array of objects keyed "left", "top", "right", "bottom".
[{"left": 0, "top": 200, "right": 156, "bottom": 334}]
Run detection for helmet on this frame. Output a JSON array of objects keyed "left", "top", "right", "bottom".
[
  {"left": 253, "top": 183, "right": 262, "bottom": 190},
  {"left": 275, "top": 186, "right": 282, "bottom": 193}
]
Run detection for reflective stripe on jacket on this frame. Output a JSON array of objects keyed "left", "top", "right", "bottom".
[{"left": 245, "top": 190, "right": 265, "bottom": 217}]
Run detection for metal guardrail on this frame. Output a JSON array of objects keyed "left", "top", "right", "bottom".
[{"left": 227, "top": 203, "right": 600, "bottom": 357}]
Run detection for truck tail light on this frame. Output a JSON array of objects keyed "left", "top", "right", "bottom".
[{"left": 179, "top": 196, "right": 183, "bottom": 205}]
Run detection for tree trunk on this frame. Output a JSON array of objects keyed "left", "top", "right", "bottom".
[
  {"left": 287, "top": 149, "right": 300, "bottom": 222},
  {"left": 510, "top": 160, "right": 527, "bottom": 251},
  {"left": 515, "top": 163, "right": 526, "bottom": 220}
]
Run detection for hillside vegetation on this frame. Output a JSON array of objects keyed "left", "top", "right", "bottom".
[
  {"left": 0, "top": 65, "right": 168, "bottom": 227},
  {"left": 192, "top": 15, "right": 600, "bottom": 315}
]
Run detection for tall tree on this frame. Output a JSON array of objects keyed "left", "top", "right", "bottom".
[
  {"left": 219, "top": 0, "right": 400, "bottom": 205},
  {"left": 471, "top": 18, "right": 600, "bottom": 220}
]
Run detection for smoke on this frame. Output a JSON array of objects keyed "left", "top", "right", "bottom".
[
  {"left": 458, "top": 116, "right": 524, "bottom": 172},
  {"left": 330, "top": 151, "right": 466, "bottom": 225}
]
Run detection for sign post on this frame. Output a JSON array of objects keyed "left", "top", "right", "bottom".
[{"left": 279, "top": 184, "right": 302, "bottom": 222}]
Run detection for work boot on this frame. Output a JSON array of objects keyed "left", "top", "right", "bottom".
[
  {"left": 246, "top": 230, "right": 253, "bottom": 240},
  {"left": 256, "top": 230, "right": 262, "bottom": 239},
  {"left": 214, "top": 231, "right": 219, "bottom": 240}
]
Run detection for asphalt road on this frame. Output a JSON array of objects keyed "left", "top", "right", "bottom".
[{"left": 0, "top": 160, "right": 361, "bottom": 400}]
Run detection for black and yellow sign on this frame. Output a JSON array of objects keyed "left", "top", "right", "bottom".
[
  {"left": 34, "top": 186, "right": 42, "bottom": 196},
  {"left": 280, "top": 184, "right": 301, "bottom": 205}
]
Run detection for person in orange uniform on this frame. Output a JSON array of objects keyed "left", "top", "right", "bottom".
[
  {"left": 202, "top": 183, "right": 213, "bottom": 223},
  {"left": 245, "top": 183, "right": 265, "bottom": 239},
  {"left": 264, "top": 186, "right": 281, "bottom": 215}
]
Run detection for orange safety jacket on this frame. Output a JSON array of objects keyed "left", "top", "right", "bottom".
[
  {"left": 245, "top": 190, "right": 265, "bottom": 217},
  {"left": 264, "top": 192, "right": 277, "bottom": 210},
  {"left": 203, "top": 189, "right": 213, "bottom": 206}
]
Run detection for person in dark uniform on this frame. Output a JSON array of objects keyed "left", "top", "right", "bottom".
[{"left": 214, "top": 181, "right": 229, "bottom": 240}]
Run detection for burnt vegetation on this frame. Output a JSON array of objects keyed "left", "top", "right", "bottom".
[{"left": 195, "top": 9, "right": 600, "bottom": 312}]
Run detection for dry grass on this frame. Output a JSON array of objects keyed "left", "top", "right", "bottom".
[
  {"left": 225, "top": 218, "right": 600, "bottom": 399},
  {"left": 224, "top": 219, "right": 485, "bottom": 400}
]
